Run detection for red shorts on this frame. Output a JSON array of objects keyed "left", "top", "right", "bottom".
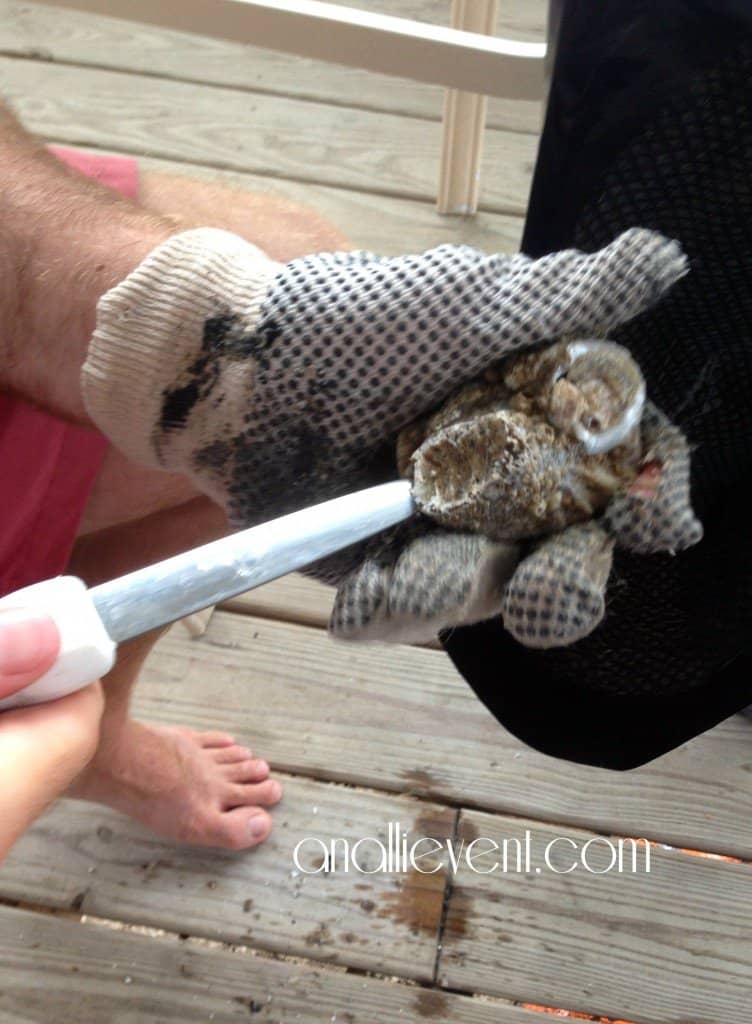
[{"left": 0, "top": 147, "right": 139, "bottom": 598}]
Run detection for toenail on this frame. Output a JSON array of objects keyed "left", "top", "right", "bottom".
[
  {"left": 249, "top": 813, "right": 269, "bottom": 837},
  {"left": 269, "top": 781, "right": 282, "bottom": 801},
  {"left": 255, "top": 760, "right": 269, "bottom": 773}
]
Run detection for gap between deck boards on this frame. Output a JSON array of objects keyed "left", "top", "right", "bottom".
[
  {"left": 4, "top": 780, "right": 751, "bottom": 1024},
  {"left": 151, "top": 607, "right": 752, "bottom": 861},
  {"left": 0, "top": 53, "right": 539, "bottom": 216},
  {"left": 0, "top": 0, "right": 546, "bottom": 134},
  {"left": 0, "top": 48, "right": 543, "bottom": 138},
  {"left": 0, "top": 901, "right": 594, "bottom": 1024}
]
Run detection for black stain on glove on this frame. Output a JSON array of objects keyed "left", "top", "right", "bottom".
[{"left": 159, "top": 312, "right": 269, "bottom": 434}]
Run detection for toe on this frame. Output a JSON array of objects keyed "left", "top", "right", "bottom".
[
  {"left": 197, "top": 731, "right": 237, "bottom": 748},
  {"left": 229, "top": 806, "right": 276, "bottom": 847},
  {"left": 211, "top": 744, "right": 254, "bottom": 764},
  {"left": 224, "top": 778, "right": 282, "bottom": 810},
  {"left": 213, "top": 807, "right": 273, "bottom": 850},
  {"left": 224, "top": 759, "right": 270, "bottom": 783}
]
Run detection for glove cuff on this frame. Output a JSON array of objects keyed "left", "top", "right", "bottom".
[{"left": 81, "top": 227, "right": 282, "bottom": 468}]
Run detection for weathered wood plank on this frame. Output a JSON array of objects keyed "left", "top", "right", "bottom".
[
  {"left": 440, "top": 810, "right": 752, "bottom": 1023},
  {"left": 133, "top": 152, "right": 526, "bottom": 255},
  {"left": 0, "top": 904, "right": 547, "bottom": 1024},
  {"left": 0, "top": 0, "right": 545, "bottom": 133},
  {"left": 219, "top": 575, "right": 440, "bottom": 650},
  {"left": 0, "top": 776, "right": 453, "bottom": 981},
  {"left": 32, "top": 0, "right": 544, "bottom": 103},
  {"left": 0, "top": 56, "right": 538, "bottom": 214},
  {"left": 135, "top": 610, "right": 752, "bottom": 858},
  {"left": 222, "top": 574, "right": 333, "bottom": 629}
]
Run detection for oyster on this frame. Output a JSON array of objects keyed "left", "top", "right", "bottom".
[{"left": 398, "top": 340, "right": 645, "bottom": 542}]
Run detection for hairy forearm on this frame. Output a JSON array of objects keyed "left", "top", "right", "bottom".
[{"left": 0, "top": 101, "right": 175, "bottom": 424}]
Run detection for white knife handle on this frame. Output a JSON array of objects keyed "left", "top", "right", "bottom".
[{"left": 0, "top": 576, "right": 116, "bottom": 711}]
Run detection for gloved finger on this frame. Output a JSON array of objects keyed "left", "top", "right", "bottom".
[
  {"left": 501, "top": 227, "right": 688, "bottom": 344},
  {"left": 502, "top": 522, "right": 614, "bottom": 649},
  {"left": 330, "top": 530, "right": 519, "bottom": 645},
  {"left": 603, "top": 402, "right": 703, "bottom": 554}
]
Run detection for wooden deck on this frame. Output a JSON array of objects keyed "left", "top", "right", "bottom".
[{"left": 1, "top": 2, "right": 752, "bottom": 1021}]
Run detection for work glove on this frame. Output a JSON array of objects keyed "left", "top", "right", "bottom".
[
  {"left": 83, "top": 226, "right": 688, "bottom": 600},
  {"left": 330, "top": 391, "right": 703, "bottom": 648}
]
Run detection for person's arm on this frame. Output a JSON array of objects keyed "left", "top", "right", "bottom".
[
  {"left": 0, "top": 100, "right": 174, "bottom": 425},
  {"left": 0, "top": 613, "right": 103, "bottom": 862}
]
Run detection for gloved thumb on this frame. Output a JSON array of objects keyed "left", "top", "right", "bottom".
[{"left": 0, "top": 609, "right": 60, "bottom": 700}]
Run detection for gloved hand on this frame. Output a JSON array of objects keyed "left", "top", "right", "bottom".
[
  {"left": 83, "top": 226, "right": 687, "bottom": 586},
  {"left": 330, "top": 396, "right": 703, "bottom": 648}
]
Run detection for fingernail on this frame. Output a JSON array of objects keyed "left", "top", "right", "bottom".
[
  {"left": 248, "top": 813, "right": 269, "bottom": 838},
  {"left": 0, "top": 609, "right": 60, "bottom": 674}
]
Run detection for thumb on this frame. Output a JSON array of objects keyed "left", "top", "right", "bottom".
[{"left": 0, "top": 609, "right": 61, "bottom": 700}]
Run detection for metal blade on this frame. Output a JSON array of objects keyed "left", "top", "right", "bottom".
[{"left": 90, "top": 480, "right": 415, "bottom": 643}]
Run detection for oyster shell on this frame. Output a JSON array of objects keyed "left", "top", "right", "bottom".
[{"left": 398, "top": 340, "right": 644, "bottom": 541}]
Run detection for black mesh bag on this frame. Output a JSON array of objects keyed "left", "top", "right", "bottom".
[{"left": 445, "top": 0, "right": 752, "bottom": 768}]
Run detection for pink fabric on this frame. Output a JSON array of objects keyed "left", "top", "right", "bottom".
[{"left": 0, "top": 148, "right": 139, "bottom": 597}]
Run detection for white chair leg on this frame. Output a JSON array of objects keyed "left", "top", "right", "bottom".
[{"left": 437, "top": 0, "right": 499, "bottom": 215}]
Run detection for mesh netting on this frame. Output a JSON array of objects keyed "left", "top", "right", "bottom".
[{"left": 446, "top": 11, "right": 752, "bottom": 700}]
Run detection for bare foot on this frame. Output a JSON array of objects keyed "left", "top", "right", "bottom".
[{"left": 71, "top": 720, "right": 282, "bottom": 849}]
